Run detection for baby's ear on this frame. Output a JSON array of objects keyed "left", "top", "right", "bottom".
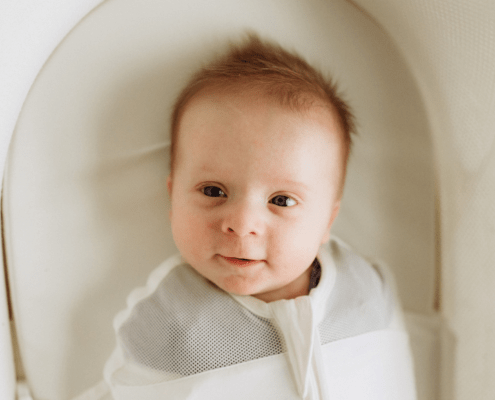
[
  {"left": 321, "top": 201, "right": 341, "bottom": 244},
  {"left": 166, "top": 175, "right": 173, "bottom": 195}
]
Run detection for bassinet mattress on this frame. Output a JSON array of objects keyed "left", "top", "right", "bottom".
[{"left": 98, "top": 237, "right": 416, "bottom": 400}]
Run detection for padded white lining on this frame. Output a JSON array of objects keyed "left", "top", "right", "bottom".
[
  {"left": 3, "top": 0, "right": 493, "bottom": 399},
  {"left": 3, "top": 1, "right": 434, "bottom": 398},
  {"left": 353, "top": 1, "right": 495, "bottom": 397},
  {"left": 5, "top": 0, "right": 435, "bottom": 396}
]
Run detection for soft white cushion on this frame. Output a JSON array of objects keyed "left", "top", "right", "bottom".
[{"left": 3, "top": 0, "right": 435, "bottom": 398}]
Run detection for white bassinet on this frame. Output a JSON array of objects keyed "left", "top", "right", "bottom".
[{"left": 1, "top": 1, "right": 494, "bottom": 399}]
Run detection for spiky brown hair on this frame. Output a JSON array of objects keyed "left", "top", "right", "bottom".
[{"left": 169, "top": 33, "right": 355, "bottom": 194}]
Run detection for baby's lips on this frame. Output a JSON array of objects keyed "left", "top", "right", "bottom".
[
  {"left": 219, "top": 255, "right": 266, "bottom": 265},
  {"left": 220, "top": 254, "right": 264, "bottom": 261}
]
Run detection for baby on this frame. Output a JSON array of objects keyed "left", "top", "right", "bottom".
[{"left": 103, "top": 34, "right": 416, "bottom": 400}]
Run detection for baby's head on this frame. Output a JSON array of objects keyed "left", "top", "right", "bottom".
[{"left": 167, "top": 34, "right": 355, "bottom": 302}]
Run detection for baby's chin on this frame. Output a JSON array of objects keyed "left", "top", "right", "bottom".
[
  {"left": 213, "top": 276, "right": 269, "bottom": 298},
  {"left": 224, "top": 274, "right": 312, "bottom": 302},
  {"left": 220, "top": 280, "right": 296, "bottom": 303}
]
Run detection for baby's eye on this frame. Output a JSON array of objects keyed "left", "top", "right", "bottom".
[
  {"left": 270, "top": 195, "right": 297, "bottom": 207},
  {"left": 202, "top": 186, "right": 226, "bottom": 198}
]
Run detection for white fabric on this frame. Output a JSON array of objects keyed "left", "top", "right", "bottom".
[
  {"left": 0, "top": 3, "right": 106, "bottom": 398},
  {"left": 2, "top": 1, "right": 494, "bottom": 397},
  {"left": 103, "top": 238, "right": 416, "bottom": 399},
  {"left": 3, "top": 0, "right": 467, "bottom": 399},
  {"left": 352, "top": 2, "right": 495, "bottom": 398},
  {"left": 0, "top": 3, "right": 105, "bottom": 398},
  {"left": 0, "top": 263, "right": 14, "bottom": 400},
  {"left": 103, "top": 332, "right": 414, "bottom": 400}
]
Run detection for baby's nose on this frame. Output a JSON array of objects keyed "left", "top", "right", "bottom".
[{"left": 221, "top": 201, "right": 264, "bottom": 237}]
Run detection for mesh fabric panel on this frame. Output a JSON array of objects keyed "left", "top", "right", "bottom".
[
  {"left": 118, "top": 264, "right": 283, "bottom": 376},
  {"left": 116, "top": 240, "right": 394, "bottom": 382}
]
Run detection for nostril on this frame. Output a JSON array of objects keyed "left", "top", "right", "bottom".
[{"left": 225, "top": 227, "right": 258, "bottom": 235}]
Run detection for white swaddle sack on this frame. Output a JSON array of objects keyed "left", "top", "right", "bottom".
[{"left": 103, "top": 237, "right": 417, "bottom": 400}]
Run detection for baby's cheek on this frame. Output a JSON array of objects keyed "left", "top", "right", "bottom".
[
  {"left": 282, "top": 224, "right": 320, "bottom": 258},
  {"left": 171, "top": 210, "right": 196, "bottom": 248},
  {"left": 282, "top": 220, "right": 312, "bottom": 245},
  {"left": 175, "top": 210, "right": 215, "bottom": 256}
]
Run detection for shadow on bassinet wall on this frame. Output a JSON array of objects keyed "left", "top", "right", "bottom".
[{"left": 4, "top": 0, "right": 493, "bottom": 399}]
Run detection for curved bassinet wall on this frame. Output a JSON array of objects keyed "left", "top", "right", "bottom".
[{"left": 0, "top": 1, "right": 493, "bottom": 399}]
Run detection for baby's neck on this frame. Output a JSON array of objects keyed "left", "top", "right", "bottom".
[{"left": 252, "top": 264, "right": 314, "bottom": 303}]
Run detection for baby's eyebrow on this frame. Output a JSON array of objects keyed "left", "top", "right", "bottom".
[
  {"left": 199, "top": 164, "right": 214, "bottom": 172},
  {"left": 275, "top": 179, "right": 310, "bottom": 192}
]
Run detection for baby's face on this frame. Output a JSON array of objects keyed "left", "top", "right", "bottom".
[{"left": 167, "top": 91, "right": 343, "bottom": 302}]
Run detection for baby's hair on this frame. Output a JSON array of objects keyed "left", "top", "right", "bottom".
[{"left": 170, "top": 33, "right": 356, "bottom": 190}]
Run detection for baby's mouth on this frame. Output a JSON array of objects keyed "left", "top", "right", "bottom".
[{"left": 219, "top": 255, "right": 263, "bottom": 266}]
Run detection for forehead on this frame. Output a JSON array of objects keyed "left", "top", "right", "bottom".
[
  {"left": 174, "top": 91, "right": 345, "bottom": 188},
  {"left": 177, "top": 89, "right": 344, "bottom": 153}
]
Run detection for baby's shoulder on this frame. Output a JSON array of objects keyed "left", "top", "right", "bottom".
[
  {"left": 329, "top": 237, "right": 391, "bottom": 297},
  {"left": 318, "top": 238, "right": 396, "bottom": 342},
  {"left": 116, "top": 260, "right": 282, "bottom": 375}
]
